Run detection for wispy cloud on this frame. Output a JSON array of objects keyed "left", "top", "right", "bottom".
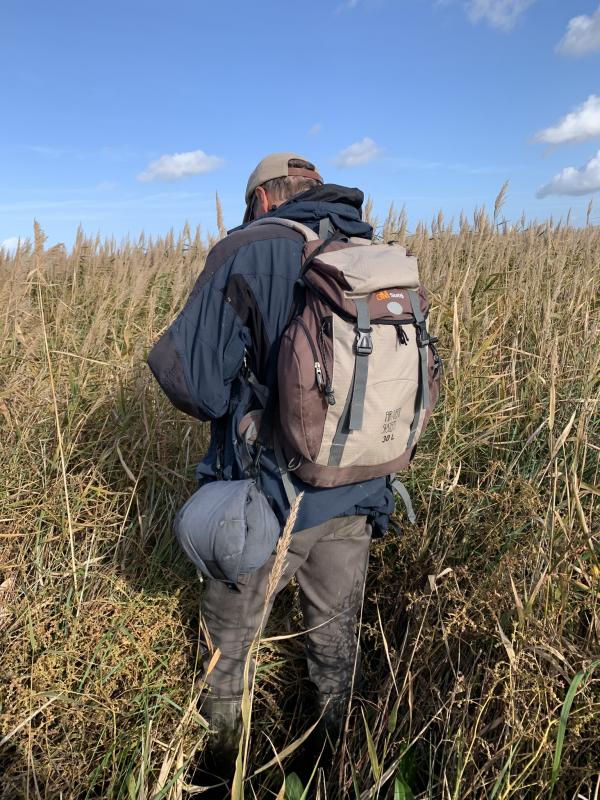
[
  {"left": 465, "top": 0, "right": 535, "bottom": 31},
  {"left": 24, "top": 145, "right": 65, "bottom": 158},
  {"left": 137, "top": 150, "right": 224, "bottom": 182},
  {"left": 534, "top": 96, "right": 600, "bottom": 146},
  {"left": 335, "top": 137, "right": 381, "bottom": 168},
  {"left": 0, "top": 191, "right": 220, "bottom": 229},
  {"left": 307, "top": 122, "right": 322, "bottom": 136},
  {"left": 557, "top": 4, "right": 600, "bottom": 56},
  {"left": 390, "top": 156, "right": 520, "bottom": 174},
  {"left": 336, "top": 0, "right": 359, "bottom": 11},
  {"left": 0, "top": 191, "right": 217, "bottom": 225},
  {"left": 537, "top": 150, "right": 600, "bottom": 197},
  {"left": 1, "top": 237, "right": 20, "bottom": 253}
]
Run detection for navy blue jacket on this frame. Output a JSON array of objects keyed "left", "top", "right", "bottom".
[{"left": 147, "top": 184, "right": 394, "bottom": 534}]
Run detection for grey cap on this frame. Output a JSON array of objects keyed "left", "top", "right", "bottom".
[
  {"left": 243, "top": 152, "right": 323, "bottom": 221},
  {"left": 173, "top": 479, "right": 281, "bottom": 584}
]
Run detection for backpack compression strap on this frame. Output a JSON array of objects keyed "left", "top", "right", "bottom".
[
  {"left": 348, "top": 297, "right": 373, "bottom": 431},
  {"left": 391, "top": 478, "right": 417, "bottom": 524},
  {"left": 327, "top": 297, "right": 372, "bottom": 467},
  {"left": 406, "top": 289, "right": 431, "bottom": 452}
]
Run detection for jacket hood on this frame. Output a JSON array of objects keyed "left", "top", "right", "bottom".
[{"left": 231, "top": 183, "right": 373, "bottom": 240}]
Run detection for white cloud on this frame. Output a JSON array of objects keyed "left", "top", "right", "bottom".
[
  {"left": 308, "top": 122, "right": 322, "bottom": 136},
  {"left": 466, "top": 0, "right": 535, "bottom": 30},
  {"left": 537, "top": 149, "right": 600, "bottom": 197},
  {"left": 1, "top": 237, "right": 20, "bottom": 253},
  {"left": 335, "top": 137, "right": 381, "bottom": 168},
  {"left": 137, "top": 149, "right": 224, "bottom": 182},
  {"left": 534, "top": 95, "right": 600, "bottom": 146},
  {"left": 557, "top": 4, "right": 600, "bottom": 56}
]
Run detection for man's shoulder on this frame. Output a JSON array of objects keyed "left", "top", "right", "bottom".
[
  {"left": 188, "top": 221, "right": 306, "bottom": 298},
  {"left": 207, "top": 221, "right": 305, "bottom": 271}
]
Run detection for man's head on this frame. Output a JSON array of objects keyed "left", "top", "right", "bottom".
[{"left": 244, "top": 152, "right": 323, "bottom": 223}]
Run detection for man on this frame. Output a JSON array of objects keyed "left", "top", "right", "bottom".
[{"left": 148, "top": 153, "right": 394, "bottom": 763}]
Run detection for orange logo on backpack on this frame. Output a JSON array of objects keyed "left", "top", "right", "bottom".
[{"left": 376, "top": 290, "right": 391, "bottom": 300}]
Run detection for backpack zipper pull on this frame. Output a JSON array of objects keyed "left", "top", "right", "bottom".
[
  {"left": 397, "top": 326, "right": 409, "bottom": 346},
  {"left": 314, "top": 361, "right": 325, "bottom": 391}
]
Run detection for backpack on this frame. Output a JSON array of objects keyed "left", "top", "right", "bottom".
[{"left": 247, "top": 217, "right": 442, "bottom": 497}]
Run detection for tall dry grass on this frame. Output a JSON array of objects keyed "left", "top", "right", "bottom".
[{"left": 0, "top": 202, "right": 598, "bottom": 800}]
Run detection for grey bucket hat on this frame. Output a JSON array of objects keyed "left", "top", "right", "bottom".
[{"left": 173, "top": 479, "right": 281, "bottom": 584}]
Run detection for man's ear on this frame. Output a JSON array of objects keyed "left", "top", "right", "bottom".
[{"left": 254, "top": 185, "right": 270, "bottom": 217}]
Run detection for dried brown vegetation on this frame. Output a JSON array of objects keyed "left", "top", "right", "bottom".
[{"left": 0, "top": 205, "right": 599, "bottom": 799}]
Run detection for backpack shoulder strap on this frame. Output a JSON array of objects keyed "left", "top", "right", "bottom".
[{"left": 246, "top": 216, "right": 320, "bottom": 242}]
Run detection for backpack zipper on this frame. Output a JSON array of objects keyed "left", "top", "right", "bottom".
[
  {"left": 295, "top": 317, "right": 336, "bottom": 404},
  {"left": 295, "top": 317, "right": 325, "bottom": 392},
  {"left": 372, "top": 317, "right": 414, "bottom": 327},
  {"left": 318, "top": 320, "right": 336, "bottom": 405},
  {"left": 396, "top": 325, "right": 409, "bottom": 345}
]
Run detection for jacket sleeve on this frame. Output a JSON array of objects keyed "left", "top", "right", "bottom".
[{"left": 147, "top": 256, "right": 251, "bottom": 421}]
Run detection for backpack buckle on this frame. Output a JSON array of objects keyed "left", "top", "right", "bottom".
[
  {"left": 355, "top": 329, "right": 373, "bottom": 355},
  {"left": 415, "top": 322, "right": 436, "bottom": 349}
]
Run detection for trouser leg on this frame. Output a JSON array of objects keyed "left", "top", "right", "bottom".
[
  {"left": 200, "top": 522, "right": 322, "bottom": 697},
  {"left": 295, "top": 515, "right": 371, "bottom": 697},
  {"left": 200, "top": 559, "right": 287, "bottom": 698},
  {"left": 198, "top": 514, "right": 370, "bottom": 756},
  {"left": 198, "top": 547, "right": 304, "bottom": 769}
]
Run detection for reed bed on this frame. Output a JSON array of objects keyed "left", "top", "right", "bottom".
[{"left": 0, "top": 201, "right": 598, "bottom": 799}]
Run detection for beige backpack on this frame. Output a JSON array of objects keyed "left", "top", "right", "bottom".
[{"left": 248, "top": 218, "right": 442, "bottom": 508}]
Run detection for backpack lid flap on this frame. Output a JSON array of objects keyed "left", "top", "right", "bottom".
[
  {"left": 315, "top": 243, "right": 419, "bottom": 295},
  {"left": 306, "top": 271, "right": 427, "bottom": 322}
]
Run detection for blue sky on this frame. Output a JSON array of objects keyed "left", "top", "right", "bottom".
[{"left": 2, "top": 0, "right": 600, "bottom": 249}]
